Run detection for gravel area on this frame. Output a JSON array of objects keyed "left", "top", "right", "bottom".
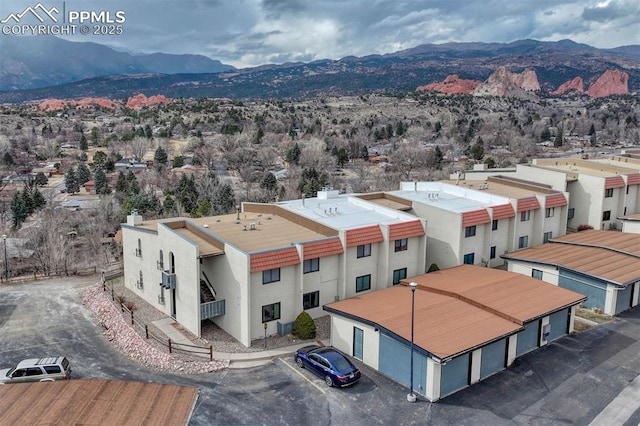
[{"left": 84, "top": 277, "right": 331, "bottom": 372}]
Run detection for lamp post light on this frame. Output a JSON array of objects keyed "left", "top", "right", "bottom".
[
  {"left": 407, "top": 281, "right": 418, "bottom": 403},
  {"left": 263, "top": 323, "right": 268, "bottom": 349},
  {"left": 2, "top": 235, "right": 7, "bottom": 281}
]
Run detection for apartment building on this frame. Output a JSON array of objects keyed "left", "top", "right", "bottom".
[
  {"left": 360, "top": 178, "right": 568, "bottom": 270},
  {"left": 121, "top": 189, "right": 426, "bottom": 347},
  {"left": 515, "top": 158, "right": 640, "bottom": 231}
]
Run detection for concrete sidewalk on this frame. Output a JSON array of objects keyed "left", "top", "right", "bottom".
[{"left": 153, "top": 318, "right": 330, "bottom": 369}]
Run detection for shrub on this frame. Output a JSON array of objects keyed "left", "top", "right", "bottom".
[
  {"left": 427, "top": 263, "right": 440, "bottom": 273},
  {"left": 577, "top": 224, "right": 594, "bottom": 232},
  {"left": 292, "top": 311, "right": 316, "bottom": 340}
]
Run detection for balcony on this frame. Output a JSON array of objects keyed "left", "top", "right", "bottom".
[
  {"left": 161, "top": 271, "right": 176, "bottom": 289},
  {"left": 201, "top": 299, "right": 225, "bottom": 320}
]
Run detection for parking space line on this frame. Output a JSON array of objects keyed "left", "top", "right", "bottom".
[{"left": 279, "top": 358, "right": 326, "bottom": 394}]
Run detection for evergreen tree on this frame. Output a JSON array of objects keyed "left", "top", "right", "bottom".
[
  {"left": 10, "top": 192, "right": 28, "bottom": 229},
  {"left": 144, "top": 124, "right": 153, "bottom": 139},
  {"left": 35, "top": 172, "right": 48, "bottom": 186},
  {"left": 336, "top": 148, "right": 349, "bottom": 168},
  {"left": 260, "top": 172, "right": 278, "bottom": 193},
  {"left": 92, "top": 150, "right": 108, "bottom": 171},
  {"left": 286, "top": 143, "right": 301, "bottom": 165},
  {"left": 94, "top": 168, "right": 109, "bottom": 194},
  {"left": 115, "top": 171, "right": 128, "bottom": 194},
  {"left": 79, "top": 134, "right": 88, "bottom": 151},
  {"left": 297, "top": 168, "right": 329, "bottom": 198},
  {"left": 3, "top": 152, "right": 14, "bottom": 166},
  {"left": 154, "top": 146, "right": 168, "bottom": 165},
  {"left": 213, "top": 182, "right": 235, "bottom": 214},
  {"left": 173, "top": 155, "right": 184, "bottom": 168},
  {"left": 554, "top": 128, "right": 563, "bottom": 147},
  {"left": 31, "top": 188, "right": 46, "bottom": 210},
  {"left": 64, "top": 169, "right": 80, "bottom": 194},
  {"left": 76, "top": 162, "right": 92, "bottom": 185},
  {"left": 360, "top": 145, "right": 369, "bottom": 161},
  {"left": 125, "top": 171, "right": 140, "bottom": 195},
  {"left": 175, "top": 175, "right": 199, "bottom": 213},
  {"left": 470, "top": 141, "right": 484, "bottom": 160}
]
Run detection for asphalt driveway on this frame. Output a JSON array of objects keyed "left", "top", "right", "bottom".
[{"left": 1, "top": 275, "right": 640, "bottom": 425}]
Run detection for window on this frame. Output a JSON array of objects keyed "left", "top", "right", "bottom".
[
  {"left": 135, "top": 238, "right": 142, "bottom": 256},
  {"left": 303, "top": 258, "right": 319, "bottom": 274},
  {"left": 157, "top": 250, "right": 164, "bottom": 270},
  {"left": 357, "top": 244, "right": 371, "bottom": 258},
  {"left": 543, "top": 231, "right": 553, "bottom": 243},
  {"left": 43, "top": 365, "right": 61, "bottom": 374},
  {"left": 137, "top": 271, "right": 144, "bottom": 289},
  {"left": 394, "top": 238, "right": 408, "bottom": 252},
  {"left": 518, "top": 235, "right": 529, "bottom": 249},
  {"left": 492, "top": 220, "right": 498, "bottom": 231},
  {"left": 303, "top": 291, "right": 320, "bottom": 309},
  {"left": 627, "top": 186, "right": 630, "bottom": 195},
  {"left": 262, "top": 302, "right": 281, "bottom": 322},
  {"left": 356, "top": 274, "right": 371, "bottom": 292},
  {"left": 602, "top": 210, "right": 611, "bottom": 221},
  {"left": 545, "top": 207, "right": 554, "bottom": 218},
  {"left": 490, "top": 246, "right": 496, "bottom": 259},
  {"left": 605, "top": 188, "right": 614, "bottom": 198},
  {"left": 463, "top": 253, "right": 475, "bottom": 264},
  {"left": 567, "top": 208, "right": 575, "bottom": 219},
  {"left": 262, "top": 268, "right": 280, "bottom": 284},
  {"left": 520, "top": 210, "right": 530, "bottom": 222},
  {"left": 464, "top": 225, "right": 476, "bottom": 238},
  {"left": 26, "top": 367, "right": 43, "bottom": 377},
  {"left": 532, "top": 269, "right": 543, "bottom": 280},
  {"left": 393, "top": 268, "right": 407, "bottom": 285}
]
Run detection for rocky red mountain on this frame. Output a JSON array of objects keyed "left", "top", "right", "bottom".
[
  {"left": 416, "top": 75, "right": 481, "bottom": 94},
  {"left": 551, "top": 77, "right": 584, "bottom": 95},
  {"left": 585, "top": 69, "right": 629, "bottom": 98}
]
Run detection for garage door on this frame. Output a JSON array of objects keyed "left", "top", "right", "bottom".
[
  {"left": 480, "top": 339, "right": 506, "bottom": 380},
  {"left": 440, "top": 353, "right": 469, "bottom": 397},
  {"left": 516, "top": 321, "right": 539, "bottom": 357},
  {"left": 378, "top": 333, "right": 427, "bottom": 394},
  {"left": 547, "top": 309, "right": 569, "bottom": 342},
  {"left": 615, "top": 285, "right": 632, "bottom": 314},
  {"left": 559, "top": 272, "right": 604, "bottom": 310}
]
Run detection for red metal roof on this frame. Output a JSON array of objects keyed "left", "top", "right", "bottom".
[
  {"left": 388, "top": 220, "right": 425, "bottom": 240},
  {"left": 250, "top": 247, "right": 300, "bottom": 272},
  {"left": 302, "top": 237, "right": 344, "bottom": 260},
  {"left": 491, "top": 204, "right": 515, "bottom": 220},
  {"left": 626, "top": 173, "right": 640, "bottom": 186},
  {"left": 605, "top": 176, "right": 625, "bottom": 189},
  {"left": 545, "top": 193, "right": 567, "bottom": 208},
  {"left": 517, "top": 197, "right": 540, "bottom": 212},
  {"left": 345, "top": 225, "right": 384, "bottom": 247},
  {"left": 462, "top": 209, "right": 491, "bottom": 227}
]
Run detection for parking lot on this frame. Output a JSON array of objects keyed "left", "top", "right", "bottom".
[{"left": 1, "top": 275, "right": 640, "bottom": 425}]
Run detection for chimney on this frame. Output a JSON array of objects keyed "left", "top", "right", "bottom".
[{"left": 127, "top": 210, "right": 142, "bottom": 226}]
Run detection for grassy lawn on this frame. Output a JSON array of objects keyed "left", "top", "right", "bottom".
[{"left": 576, "top": 307, "right": 613, "bottom": 324}]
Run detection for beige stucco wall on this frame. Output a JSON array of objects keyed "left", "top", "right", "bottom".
[
  {"left": 329, "top": 314, "right": 380, "bottom": 370},
  {"left": 506, "top": 260, "right": 560, "bottom": 285}
]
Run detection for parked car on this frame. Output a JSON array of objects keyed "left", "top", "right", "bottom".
[
  {"left": 294, "top": 345, "right": 361, "bottom": 387},
  {"left": 0, "top": 356, "right": 71, "bottom": 384}
]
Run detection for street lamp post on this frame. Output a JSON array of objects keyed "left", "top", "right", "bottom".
[
  {"left": 2, "top": 235, "right": 7, "bottom": 281},
  {"left": 263, "top": 323, "right": 268, "bottom": 349},
  {"left": 407, "top": 281, "right": 418, "bottom": 402}
]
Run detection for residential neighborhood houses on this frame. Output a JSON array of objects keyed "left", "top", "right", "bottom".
[{"left": 121, "top": 153, "right": 640, "bottom": 401}]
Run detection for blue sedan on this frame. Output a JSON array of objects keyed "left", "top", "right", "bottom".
[{"left": 294, "top": 345, "right": 361, "bottom": 387}]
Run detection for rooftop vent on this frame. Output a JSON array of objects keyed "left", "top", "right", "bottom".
[{"left": 250, "top": 223, "right": 256, "bottom": 230}]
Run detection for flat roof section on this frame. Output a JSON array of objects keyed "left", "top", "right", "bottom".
[
  {"left": 0, "top": 379, "right": 198, "bottom": 425},
  {"left": 533, "top": 158, "right": 640, "bottom": 178},
  {"left": 277, "top": 193, "right": 418, "bottom": 230},
  {"left": 133, "top": 210, "right": 334, "bottom": 254}
]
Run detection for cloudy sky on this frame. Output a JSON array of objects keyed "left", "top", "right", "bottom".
[{"left": 2, "top": 0, "right": 639, "bottom": 68}]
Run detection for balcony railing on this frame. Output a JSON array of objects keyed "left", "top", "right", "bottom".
[
  {"left": 201, "top": 299, "right": 225, "bottom": 320},
  {"left": 161, "top": 271, "right": 176, "bottom": 289}
]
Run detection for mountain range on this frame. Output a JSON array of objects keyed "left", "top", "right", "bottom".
[{"left": 0, "top": 36, "right": 638, "bottom": 102}]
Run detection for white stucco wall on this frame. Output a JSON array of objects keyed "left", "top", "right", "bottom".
[
  {"left": 506, "top": 261, "right": 559, "bottom": 286},
  {"left": 329, "top": 314, "right": 380, "bottom": 369},
  {"left": 621, "top": 221, "right": 640, "bottom": 234}
]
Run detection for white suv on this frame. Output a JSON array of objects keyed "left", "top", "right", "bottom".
[{"left": 0, "top": 356, "right": 71, "bottom": 384}]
